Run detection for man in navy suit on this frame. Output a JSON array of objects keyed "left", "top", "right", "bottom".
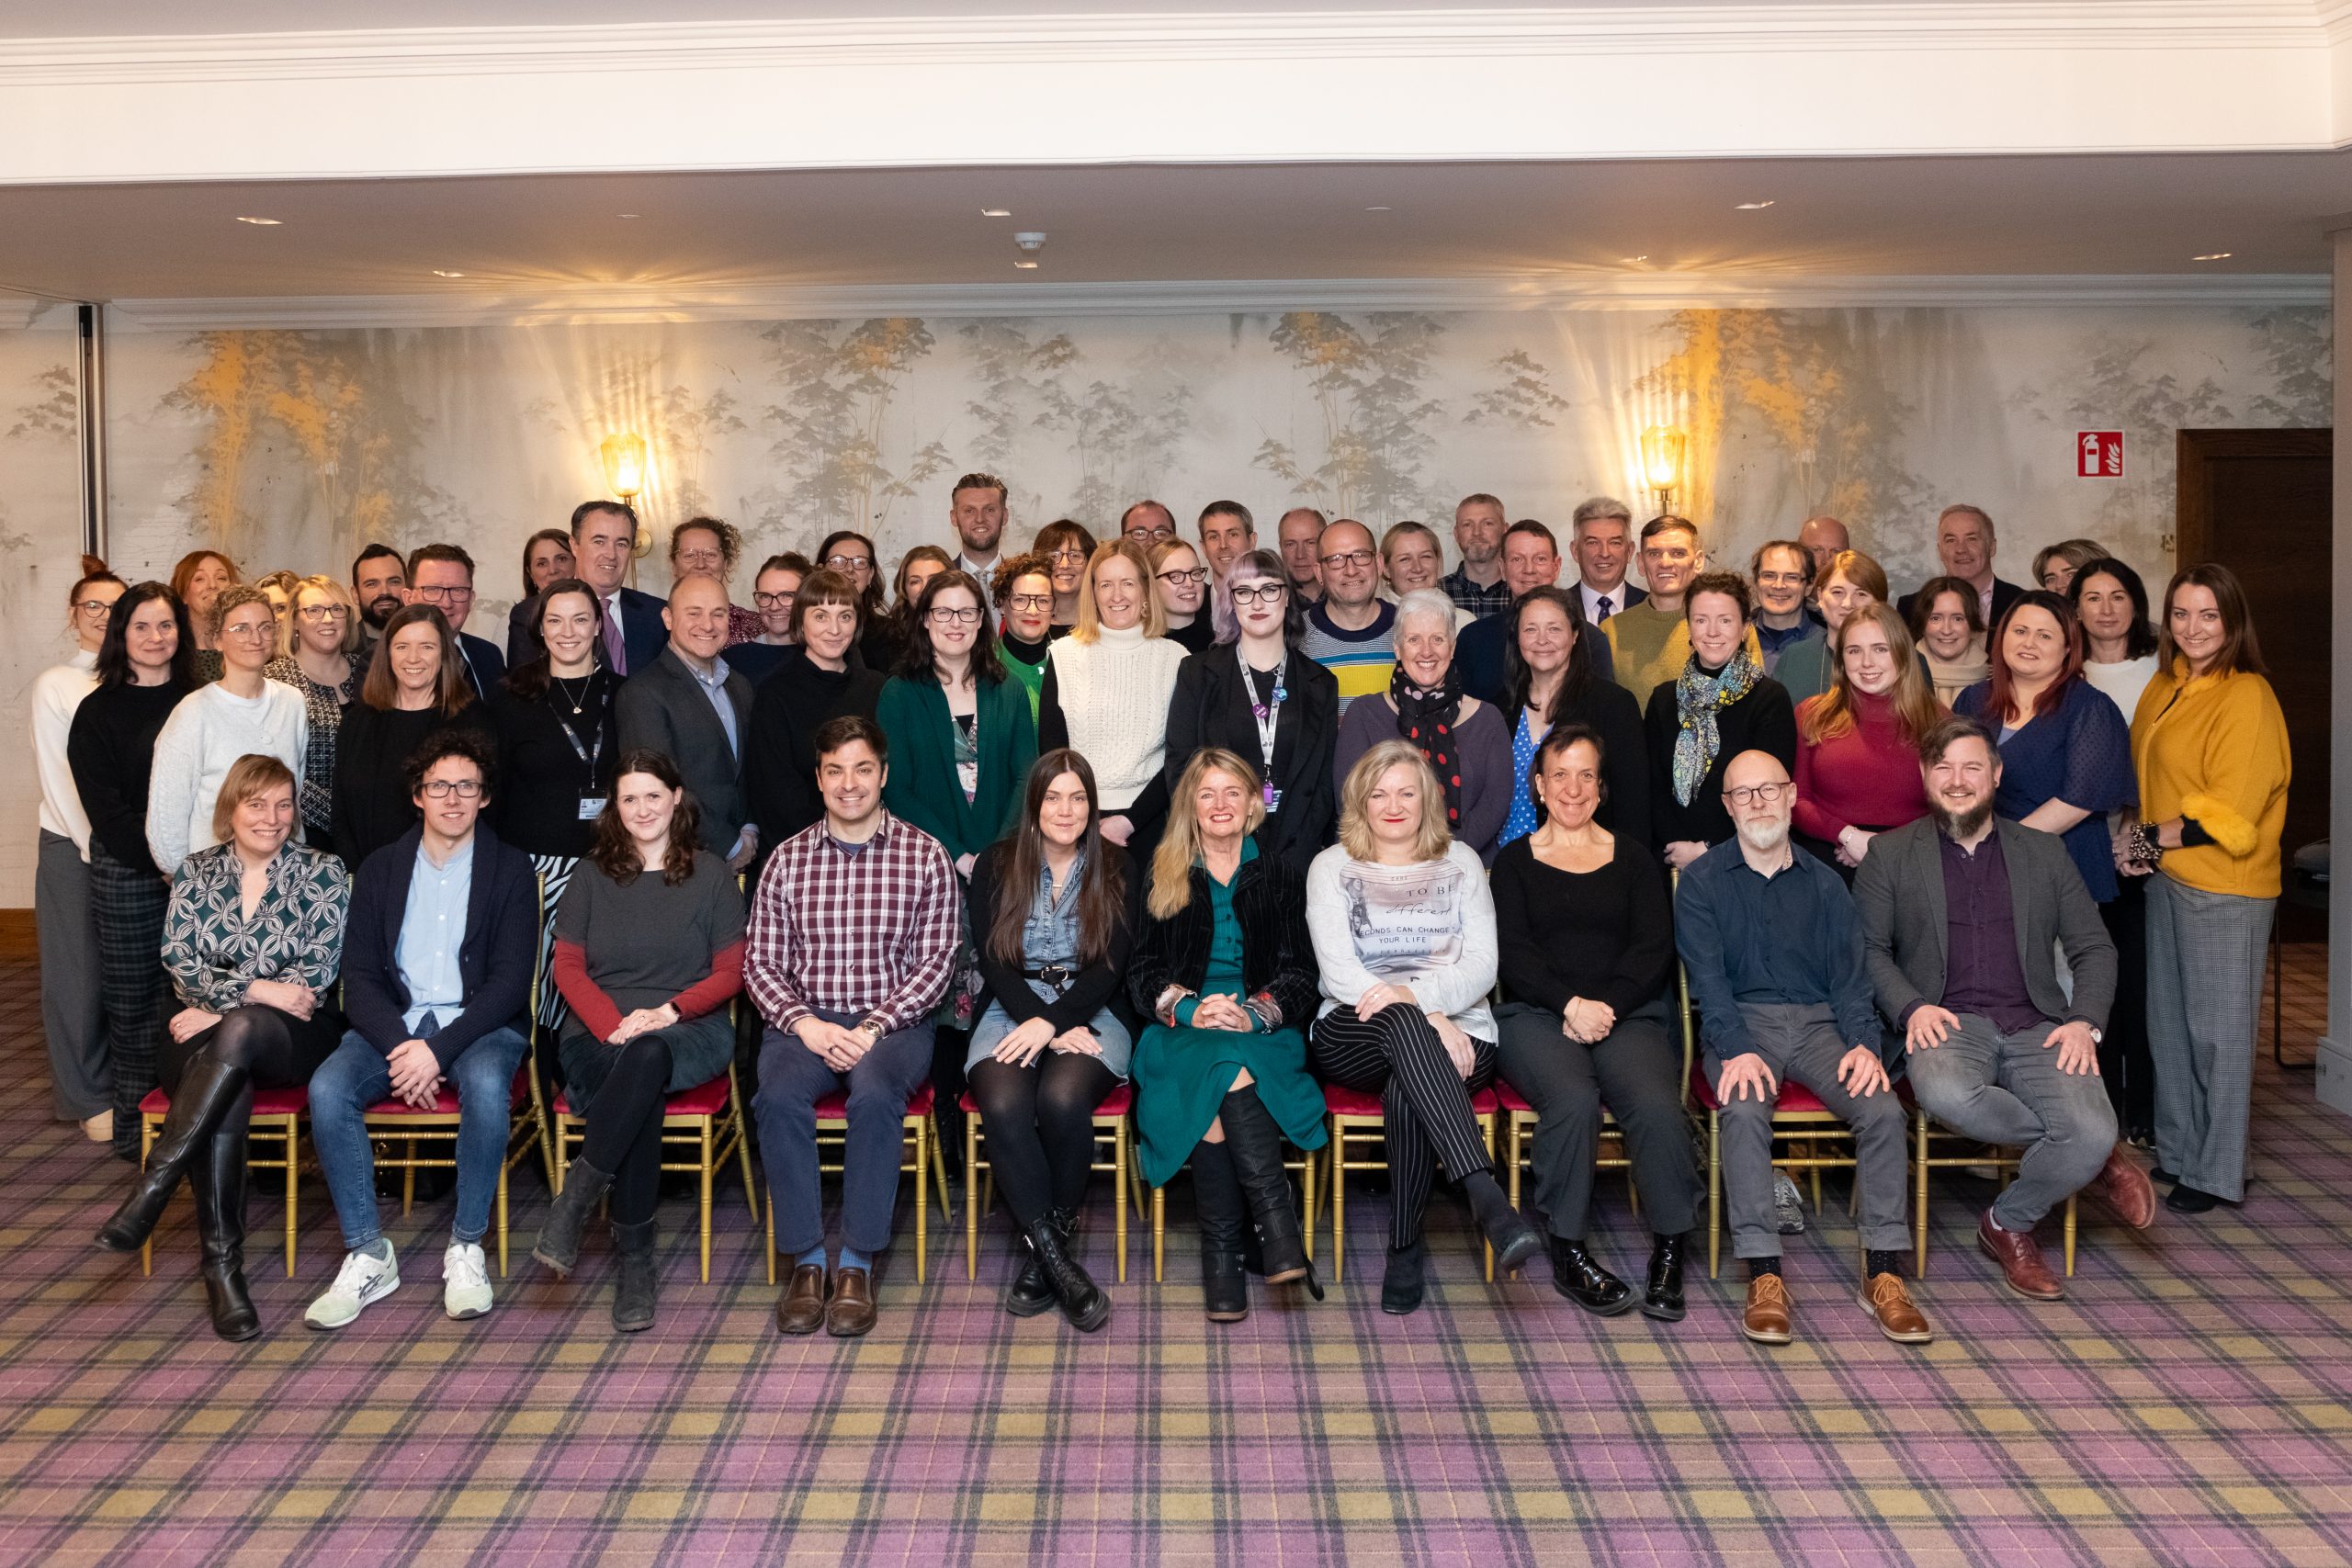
[
  {"left": 1568, "top": 496, "right": 1647, "bottom": 627},
  {"left": 1896, "top": 504, "right": 2027, "bottom": 630},
  {"left": 406, "top": 544, "right": 508, "bottom": 699},
  {"left": 571, "top": 500, "right": 668, "bottom": 676}
]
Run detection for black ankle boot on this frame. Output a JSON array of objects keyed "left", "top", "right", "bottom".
[
  {"left": 611, "top": 1218, "right": 658, "bottom": 1332},
  {"left": 1024, "top": 1212, "right": 1110, "bottom": 1333},
  {"left": 1218, "top": 1089, "right": 1323, "bottom": 1302},
  {"left": 1383, "top": 1238, "right": 1427, "bottom": 1314},
  {"left": 1643, "top": 1233, "right": 1688, "bottom": 1322},
  {"left": 533, "top": 1156, "right": 614, "bottom": 1277},
  {"left": 1003, "top": 1209, "right": 1057, "bottom": 1318},
  {"left": 1193, "top": 1140, "right": 1250, "bottom": 1323},
  {"left": 190, "top": 1130, "right": 259, "bottom": 1342},
  {"left": 1548, "top": 1235, "right": 1635, "bottom": 1315},
  {"left": 98, "top": 1056, "right": 248, "bottom": 1253},
  {"left": 1462, "top": 1170, "right": 1543, "bottom": 1277}
]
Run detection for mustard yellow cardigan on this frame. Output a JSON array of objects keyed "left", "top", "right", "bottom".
[{"left": 2129, "top": 660, "right": 2291, "bottom": 899}]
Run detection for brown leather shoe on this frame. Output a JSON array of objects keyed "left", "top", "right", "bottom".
[
  {"left": 1976, "top": 1210, "right": 2064, "bottom": 1301},
  {"left": 2079, "top": 1144, "right": 2158, "bottom": 1230},
  {"left": 1741, "top": 1273, "right": 1792, "bottom": 1345},
  {"left": 1860, "top": 1272, "right": 1933, "bottom": 1344},
  {"left": 775, "top": 1263, "right": 828, "bottom": 1336},
  {"left": 825, "top": 1266, "right": 877, "bottom": 1337}
]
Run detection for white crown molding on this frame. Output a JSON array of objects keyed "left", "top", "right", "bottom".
[
  {"left": 0, "top": 5, "right": 2334, "bottom": 84},
  {"left": 0, "top": 296, "right": 45, "bottom": 330},
  {"left": 102, "top": 272, "right": 2331, "bottom": 330}
]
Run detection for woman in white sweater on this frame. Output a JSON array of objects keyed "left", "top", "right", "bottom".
[
  {"left": 1037, "top": 538, "right": 1188, "bottom": 857},
  {"left": 1306, "top": 740, "right": 1541, "bottom": 1315},
  {"left": 146, "top": 585, "right": 309, "bottom": 877}
]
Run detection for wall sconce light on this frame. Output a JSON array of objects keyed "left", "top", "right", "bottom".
[
  {"left": 1641, "top": 425, "right": 1686, "bottom": 509},
  {"left": 598, "top": 433, "right": 652, "bottom": 557}
]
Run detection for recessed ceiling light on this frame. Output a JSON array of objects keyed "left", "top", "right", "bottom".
[
  {"left": 2192, "top": 252, "right": 2233, "bottom": 261},
  {"left": 616, "top": 212, "right": 639, "bottom": 220},
  {"left": 433, "top": 269, "right": 466, "bottom": 278},
  {"left": 1623, "top": 254, "right": 1650, "bottom": 263},
  {"left": 235, "top": 216, "right": 282, "bottom": 225},
  {"left": 1012, "top": 260, "right": 1040, "bottom": 269},
  {"left": 1364, "top": 205, "right": 1392, "bottom": 212},
  {"left": 981, "top": 209, "right": 1012, "bottom": 218},
  {"left": 1735, "top": 200, "right": 1776, "bottom": 210}
]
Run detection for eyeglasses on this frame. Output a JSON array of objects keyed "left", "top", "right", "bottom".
[
  {"left": 674, "top": 550, "right": 724, "bottom": 569},
  {"left": 413, "top": 586, "right": 474, "bottom": 604},
  {"left": 1007, "top": 592, "right": 1052, "bottom": 612},
  {"left": 824, "top": 554, "right": 873, "bottom": 571},
  {"left": 420, "top": 780, "right": 483, "bottom": 799},
  {"left": 1156, "top": 567, "right": 1209, "bottom": 587},
  {"left": 1230, "top": 582, "right": 1288, "bottom": 606},
  {"left": 1319, "top": 549, "right": 1376, "bottom": 570},
  {"left": 1722, "top": 783, "right": 1792, "bottom": 807},
  {"left": 927, "top": 605, "right": 983, "bottom": 626},
  {"left": 298, "top": 605, "right": 350, "bottom": 622},
  {"left": 73, "top": 598, "right": 117, "bottom": 615},
  {"left": 752, "top": 590, "right": 797, "bottom": 609},
  {"left": 222, "top": 621, "right": 276, "bottom": 639},
  {"left": 1049, "top": 547, "right": 1089, "bottom": 563}
]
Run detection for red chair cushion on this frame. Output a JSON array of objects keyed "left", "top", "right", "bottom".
[
  {"left": 813, "top": 1082, "right": 934, "bottom": 1121},
  {"left": 1325, "top": 1083, "right": 1501, "bottom": 1117},
  {"left": 1687, "top": 1061, "right": 1830, "bottom": 1115},
  {"left": 957, "top": 1082, "right": 1133, "bottom": 1117},
  {"left": 1494, "top": 1083, "right": 1533, "bottom": 1114},
  {"left": 553, "top": 1072, "right": 732, "bottom": 1120},
  {"left": 141, "top": 1085, "right": 309, "bottom": 1117}
]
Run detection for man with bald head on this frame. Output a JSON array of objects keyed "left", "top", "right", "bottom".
[
  {"left": 1277, "top": 507, "right": 1328, "bottom": 604},
  {"left": 1297, "top": 518, "right": 1396, "bottom": 715},
  {"left": 1796, "top": 516, "right": 1850, "bottom": 580},
  {"left": 1675, "top": 749, "right": 1928, "bottom": 1348},
  {"left": 1120, "top": 500, "right": 1177, "bottom": 551},
  {"left": 616, "top": 573, "right": 758, "bottom": 869}
]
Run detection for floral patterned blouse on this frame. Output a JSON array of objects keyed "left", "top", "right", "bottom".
[
  {"left": 162, "top": 840, "right": 351, "bottom": 1014},
  {"left": 265, "top": 653, "right": 364, "bottom": 840}
]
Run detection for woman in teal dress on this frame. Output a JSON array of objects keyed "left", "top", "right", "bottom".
[{"left": 1129, "top": 747, "right": 1328, "bottom": 1322}]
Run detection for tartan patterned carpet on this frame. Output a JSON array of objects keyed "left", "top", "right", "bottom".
[{"left": 1, "top": 944, "right": 2348, "bottom": 1566}]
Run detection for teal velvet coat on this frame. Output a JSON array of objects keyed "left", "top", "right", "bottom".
[{"left": 876, "top": 671, "right": 1039, "bottom": 863}]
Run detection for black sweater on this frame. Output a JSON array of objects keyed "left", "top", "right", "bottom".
[
  {"left": 66, "top": 679, "right": 189, "bottom": 874},
  {"left": 1125, "top": 853, "right": 1319, "bottom": 1032},
  {"left": 743, "top": 647, "right": 886, "bottom": 851},
  {"left": 331, "top": 700, "right": 496, "bottom": 871},
  {"left": 1538, "top": 677, "right": 1653, "bottom": 853},
  {"left": 965, "top": 840, "right": 1140, "bottom": 1034},
  {"left": 1489, "top": 834, "right": 1673, "bottom": 1018},
  {"left": 488, "top": 668, "right": 621, "bottom": 860},
  {"left": 1641, "top": 674, "right": 1798, "bottom": 851},
  {"left": 1160, "top": 646, "right": 1338, "bottom": 875}
]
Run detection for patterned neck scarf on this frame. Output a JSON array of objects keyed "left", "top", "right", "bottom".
[
  {"left": 1390, "top": 661, "right": 1466, "bottom": 827},
  {"left": 1671, "top": 642, "right": 1762, "bottom": 807}
]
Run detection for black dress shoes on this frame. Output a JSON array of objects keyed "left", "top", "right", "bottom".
[{"left": 1547, "top": 1235, "right": 1635, "bottom": 1316}]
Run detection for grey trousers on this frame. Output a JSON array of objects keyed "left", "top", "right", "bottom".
[
  {"left": 1716, "top": 1003, "right": 1910, "bottom": 1262},
  {"left": 1496, "top": 1001, "right": 1699, "bottom": 1241},
  {"left": 2145, "top": 874, "right": 2273, "bottom": 1202},
  {"left": 1905, "top": 1013, "right": 2116, "bottom": 1230},
  {"left": 36, "top": 830, "right": 107, "bottom": 1122}
]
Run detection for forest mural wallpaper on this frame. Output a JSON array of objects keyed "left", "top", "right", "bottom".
[{"left": 0, "top": 296, "right": 2330, "bottom": 899}]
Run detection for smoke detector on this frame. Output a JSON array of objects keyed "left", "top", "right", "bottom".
[{"left": 1013, "top": 231, "right": 1047, "bottom": 253}]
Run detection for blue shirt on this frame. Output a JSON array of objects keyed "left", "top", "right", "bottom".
[
  {"left": 681, "top": 649, "right": 741, "bottom": 758},
  {"left": 395, "top": 837, "right": 474, "bottom": 1035},
  {"left": 1675, "top": 836, "right": 1878, "bottom": 1064},
  {"left": 1952, "top": 677, "right": 2135, "bottom": 902}
]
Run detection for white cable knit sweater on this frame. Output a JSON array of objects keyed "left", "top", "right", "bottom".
[{"left": 1043, "top": 624, "right": 1188, "bottom": 808}]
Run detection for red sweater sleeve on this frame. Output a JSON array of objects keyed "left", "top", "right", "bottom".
[
  {"left": 553, "top": 940, "right": 624, "bottom": 1043},
  {"left": 670, "top": 940, "right": 745, "bottom": 1021}
]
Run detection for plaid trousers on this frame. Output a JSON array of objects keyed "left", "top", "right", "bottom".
[{"left": 89, "top": 843, "right": 173, "bottom": 1160}]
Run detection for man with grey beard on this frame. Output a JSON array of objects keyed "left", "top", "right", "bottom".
[
  {"left": 1674, "top": 750, "right": 1925, "bottom": 1348},
  {"left": 1854, "top": 716, "right": 2155, "bottom": 1303}
]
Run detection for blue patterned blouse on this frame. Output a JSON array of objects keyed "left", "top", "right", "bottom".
[
  {"left": 1953, "top": 676, "right": 2137, "bottom": 902},
  {"left": 162, "top": 840, "right": 352, "bottom": 1013}
]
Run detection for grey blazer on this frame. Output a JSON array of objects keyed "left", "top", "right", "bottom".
[
  {"left": 1852, "top": 816, "right": 2117, "bottom": 1036},
  {"left": 615, "top": 645, "right": 756, "bottom": 855}
]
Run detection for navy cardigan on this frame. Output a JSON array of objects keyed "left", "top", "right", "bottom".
[{"left": 340, "top": 822, "right": 540, "bottom": 1072}]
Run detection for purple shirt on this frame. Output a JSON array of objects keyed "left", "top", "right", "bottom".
[{"left": 1936, "top": 829, "right": 2046, "bottom": 1035}]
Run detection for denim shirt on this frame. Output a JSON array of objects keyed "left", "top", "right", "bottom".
[{"left": 1017, "top": 849, "right": 1090, "bottom": 997}]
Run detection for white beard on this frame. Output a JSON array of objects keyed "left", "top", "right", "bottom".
[{"left": 1736, "top": 817, "right": 1791, "bottom": 855}]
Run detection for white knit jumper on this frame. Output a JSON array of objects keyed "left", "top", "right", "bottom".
[{"left": 1044, "top": 624, "right": 1188, "bottom": 809}]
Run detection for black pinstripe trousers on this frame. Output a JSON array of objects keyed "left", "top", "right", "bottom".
[{"left": 1310, "top": 1004, "right": 1498, "bottom": 1248}]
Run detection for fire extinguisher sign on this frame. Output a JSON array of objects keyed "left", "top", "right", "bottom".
[{"left": 2077, "top": 432, "right": 2124, "bottom": 478}]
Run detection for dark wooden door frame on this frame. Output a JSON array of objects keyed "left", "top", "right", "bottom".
[{"left": 2177, "top": 427, "right": 2334, "bottom": 563}]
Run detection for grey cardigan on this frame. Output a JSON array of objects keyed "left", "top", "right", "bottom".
[{"left": 1852, "top": 815, "right": 2117, "bottom": 1036}]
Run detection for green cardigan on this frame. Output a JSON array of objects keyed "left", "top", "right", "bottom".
[{"left": 876, "top": 672, "right": 1038, "bottom": 863}]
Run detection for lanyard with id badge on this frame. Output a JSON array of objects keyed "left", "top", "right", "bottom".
[
  {"left": 551, "top": 676, "right": 607, "bottom": 820},
  {"left": 1243, "top": 648, "right": 1285, "bottom": 814}
]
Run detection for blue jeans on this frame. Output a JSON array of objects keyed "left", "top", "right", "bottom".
[
  {"left": 752, "top": 1010, "right": 933, "bottom": 1258},
  {"left": 310, "top": 1027, "right": 531, "bottom": 1250}
]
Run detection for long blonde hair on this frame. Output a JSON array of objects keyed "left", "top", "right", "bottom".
[
  {"left": 1069, "top": 538, "right": 1166, "bottom": 643},
  {"left": 1802, "top": 600, "right": 1941, "bottom": 746},
  {"left": 1337, "top": 741, "right": 1453, "bottom": 863},
  {"left": 1148, "top": 748, "right": 1265, "bottom": 919}
]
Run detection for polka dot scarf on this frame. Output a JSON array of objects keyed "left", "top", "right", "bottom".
[{"left": 1390, "top": 662, "right": 1467, "bottom": 828}]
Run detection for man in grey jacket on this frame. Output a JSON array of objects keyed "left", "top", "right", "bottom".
[
  {"left": 616, "top": 574, "right": 757, "bottom": 869},
  {"left": 1855, "top": 716, "right": 2157, "bottom": 1303}
]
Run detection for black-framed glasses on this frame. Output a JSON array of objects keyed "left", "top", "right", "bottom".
[
  {"left": 1156, "top": 567, "right": 1209, "bottom": 587},
  {"left": 1723, "top": 783, "right": 1792, "bottom": 807},
  {"left": 752, "top": 590, "right": 797, "bottom": 609},
  {"left": 927, "top": 605, "right": 982, "bottom": 626},
  {"left": 1007, "top": 592, "right": 1052, "bottom": 612},
  {"left": 420, "top": 779, "right": 484, "bottom": 799},
  {"left": 298, "top": 604, "right": 350, "bottom": 622},
  {"left": 73, "top": 598, "right": 116, "bottom": 615},
  {"left": 413, "top": 586, "right": 474, "bottom": 604},
  {"left": 824, "top": 554, "right": 873, "bottom": 571},
  {"left": 1319, "top": 548, "right": 1375, "bottom": 570},
  {"left": 1230, "top": 582, "right": 1288, "bottom": 606}
]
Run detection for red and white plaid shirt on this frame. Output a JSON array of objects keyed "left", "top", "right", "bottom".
[{"left": 744, "top": 811, "right": 958, "bottom": 1035}]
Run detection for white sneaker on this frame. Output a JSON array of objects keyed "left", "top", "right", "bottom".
[
  {"left": 1773, "top": 1170, "right": 1808, "bottom": 1235},
  {"left": 306, "top": 1245, "right": 400, "bottom": 1329},
  {"left": 443, "top": 1242, "right": 493, "bottom": 1320}
]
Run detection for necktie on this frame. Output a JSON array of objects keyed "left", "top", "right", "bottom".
[
  {"left": 602, "top": 598, "right": 627, "bottom": 674},
  {"left": 1596, "top": 594, "right": 1613, "bottom": 622}
]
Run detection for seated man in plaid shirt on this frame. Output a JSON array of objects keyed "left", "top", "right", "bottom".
[{"left": 745, "top": 715, "right": 959, "bottom": 1338}]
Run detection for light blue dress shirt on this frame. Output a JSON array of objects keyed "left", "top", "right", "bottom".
[{"left": 396, "top": 838, "right": 474, "bottom": 1035}]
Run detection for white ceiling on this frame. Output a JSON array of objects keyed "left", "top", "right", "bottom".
[{"left": 0, "top": 152, "right": 2340, "bottom": 311}]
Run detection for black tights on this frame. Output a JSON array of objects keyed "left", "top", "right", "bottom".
[
  {"left": 581, "top": 1035, "right": 673, "bottom": 1225},
  {"left": 967, "top": 1054, "right": 1118, "bottom": 1230},
  {"left": 162, "top": 1004, "right": 335, "bottom": 1147}
]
